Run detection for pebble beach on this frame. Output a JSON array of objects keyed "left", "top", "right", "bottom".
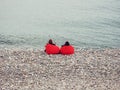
[{"left": 0, "top": 48, "right": 120, "bottom": 90}]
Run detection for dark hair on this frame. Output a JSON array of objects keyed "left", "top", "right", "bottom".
[
  {"left": 64, "top": 41, "right": 70, "bottom": 46},
  {"left": 48, "top": 39, "right": 55, "bottom": 45}
]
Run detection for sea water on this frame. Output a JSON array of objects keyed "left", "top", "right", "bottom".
[{"left": 0, "top": 0, "right": 120, "bottom": 49}]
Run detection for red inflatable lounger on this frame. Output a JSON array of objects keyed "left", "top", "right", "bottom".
[
  {"left": 45, "top": 44, "right": 60, "bottom": 54},
  {"left": 60, "top": 45, "right": 74, "bottom": 55}
]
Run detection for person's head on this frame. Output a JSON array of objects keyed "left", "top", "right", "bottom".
[
  {"left": 48, "top": 39, "right": 53, "bottom": 44},
  {"left": 64, "top": 41, "right": 70, "bottom": 46}
]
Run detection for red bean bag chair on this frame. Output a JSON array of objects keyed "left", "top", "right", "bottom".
[
  {"left": 45, "top": 44, "right": 60, "bottom": 54},
  {"left": 60, "top": 45, "right": 74, "bottom": 55}
]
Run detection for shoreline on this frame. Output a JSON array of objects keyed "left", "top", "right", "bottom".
[{"left": 0, "top": 48, "right": 120, "bottom": 90}]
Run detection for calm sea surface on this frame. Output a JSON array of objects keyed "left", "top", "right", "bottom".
[{"left": 0, "top": 0, "right": 120, "bottom": 49}]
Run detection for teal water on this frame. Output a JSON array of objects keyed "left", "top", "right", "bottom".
[{"left": 0, "top": 0, "right": 120, "bottom": 48}]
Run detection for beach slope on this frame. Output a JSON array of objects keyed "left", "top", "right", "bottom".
[{"left": 0, "top": 48, "right": 120, "bottom": 90}]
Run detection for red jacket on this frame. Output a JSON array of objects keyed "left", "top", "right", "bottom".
[
  {"left": 45, "top": 44, "right": 60, "bottom": 54},
  {"left": 60, "top": 45, "right": 74, "bottom": 55}
]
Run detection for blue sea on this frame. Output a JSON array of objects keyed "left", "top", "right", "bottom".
[{"left": 0, "top": 0, "right": 120, "bottom": 49}]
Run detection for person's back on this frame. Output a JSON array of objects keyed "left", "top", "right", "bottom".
[
  {"left": 44, "top": 39, "right": 59, "bottom": 54},
  {"left": 60, "top": 41, "right": 74, "bottom": 55}
]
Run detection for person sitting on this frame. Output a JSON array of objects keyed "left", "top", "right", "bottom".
[
  {"left": 44, "top": 39, "right": 60, "bottom": 54},
  {"left": 60, "top": 41, "right": 74, "bottom": 55}
]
